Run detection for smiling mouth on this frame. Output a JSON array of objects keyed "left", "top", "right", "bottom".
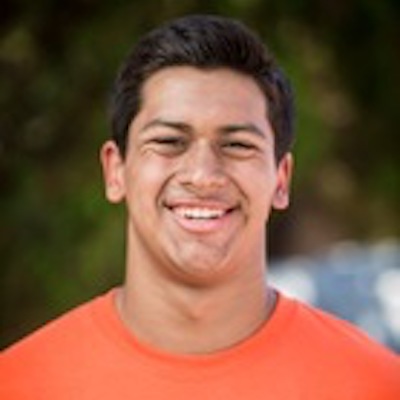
[
  {"left": 173, "top": 207, "right": 230, "bottom": 220},
  {"left": 164, "top": 202, "right": 237, "bottom": 231}
]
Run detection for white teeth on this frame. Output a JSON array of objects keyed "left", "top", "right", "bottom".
[{"left": 174, "top": 207, "right": 226, "bottom": 220}]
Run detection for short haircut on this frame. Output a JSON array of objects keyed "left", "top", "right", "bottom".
[{"left": 109, "top": 14, "right": 294, "bottom": 161}]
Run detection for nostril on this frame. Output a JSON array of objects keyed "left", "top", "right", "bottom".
[{"left": 179, "top": 169, "right": 228, "bottom": 192}]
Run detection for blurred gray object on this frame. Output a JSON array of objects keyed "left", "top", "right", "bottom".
[{"left": 270, "top": 239, "right": 400, "bottom": 353}]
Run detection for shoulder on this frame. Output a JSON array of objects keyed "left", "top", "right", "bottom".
[
  {"left": 291, "top": 297, "right": 395, "bottom": 355},
  {"left": 279, "top": 294, "right": 400, "bottom": 396},
  {"left": 0, "top": 290, "right": 115, "bottom": 398},
  {"left": 0, "top": 290, "right": 123, "bottom": 399},
  {"left": 1, "top": 290, "right": 113, "bottom": 370}
]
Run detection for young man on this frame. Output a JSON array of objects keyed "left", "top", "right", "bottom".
[{"left": 1, "top": 15, "right": 399, "bottom": 399}]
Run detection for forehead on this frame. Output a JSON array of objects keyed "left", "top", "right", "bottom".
[{"left": 136, "top": 66, "right": 269, "bottom": 127}]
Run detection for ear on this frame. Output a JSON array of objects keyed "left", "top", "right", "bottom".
[
  {"left": 272, "top": 153, "right": 293, "bottom": 210},
  {"left": 100, "top": 140, "right": 126, "bottom": 203}
]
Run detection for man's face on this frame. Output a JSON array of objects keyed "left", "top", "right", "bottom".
[{"left": 101, "top": 66, "right": 292, "bottom": 285}]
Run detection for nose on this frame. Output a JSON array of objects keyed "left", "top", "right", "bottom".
[{"left": 178, "top": 141, "right": 228, "bottom": 192}]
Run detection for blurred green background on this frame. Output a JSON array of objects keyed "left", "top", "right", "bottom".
[{"left": 1, "top": 0, "right": 399, "bottom": 349}]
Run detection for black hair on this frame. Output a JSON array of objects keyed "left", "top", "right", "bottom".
[{"left": 109, "top": 14, "right": 294, "bottom": 161}]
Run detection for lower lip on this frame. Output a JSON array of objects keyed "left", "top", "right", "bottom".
[{"left": 169, "top": 209, "right": 233, "bottom": 234}]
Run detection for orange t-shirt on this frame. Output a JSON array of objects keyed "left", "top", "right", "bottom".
[{"left": 1, "top": 289, "right": 399, "bottom": 399}]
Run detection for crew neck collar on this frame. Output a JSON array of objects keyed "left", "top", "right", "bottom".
[{"left": 91, "top": 287, "right": 297, "bottom": 379}]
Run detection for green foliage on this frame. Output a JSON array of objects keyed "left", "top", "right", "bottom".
[{"left": 1, "top": 0, "right": 399, "bottom": 348}]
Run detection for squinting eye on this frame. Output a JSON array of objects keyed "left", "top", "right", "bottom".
[
  {"left": 224, "top": 142, "right": 254, "bottom": 149},
  {"left": 221, "top": 141, "right": 258, "bottom": 158},
  {"left": 223, "top": 141, "right": 256, "bottom": 151},
  {"left": 148, "top": 136, "right": 188, "bottom": 156},
  {"left": 153, "top": 137, "right": 186, "bottom": 146}
]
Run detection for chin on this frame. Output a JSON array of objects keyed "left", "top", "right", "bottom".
[{"left": 169, "top": 255, "right": 236, "bottom": 287}]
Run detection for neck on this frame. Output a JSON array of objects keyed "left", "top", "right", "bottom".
[{"left": 116, "top": 256, "right": 275, "bottom": 355}]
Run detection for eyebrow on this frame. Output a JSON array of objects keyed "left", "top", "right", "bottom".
[
  {"left": 139, "top": 119, "right": 193, "bottom": 135},
  {"left": 219, "top": 123, "right": 266, "bottom": 139},
  {"left": 139, "top": 118, "right": 267, "bottom": 139}
]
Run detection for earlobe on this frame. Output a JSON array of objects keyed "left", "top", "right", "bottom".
[
  {"left": 100, "top": 140, "right": 126, "bottom": 203},
  {"left": 272, "top": 153, "right": 293, "bottom": 210},
  {"left": 272, "top": 187, "right": 289, "bottom": 210}
]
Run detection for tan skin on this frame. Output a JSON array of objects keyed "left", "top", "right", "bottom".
[{"left": 101, "top": 67, "right": 293, "bottom": 354}]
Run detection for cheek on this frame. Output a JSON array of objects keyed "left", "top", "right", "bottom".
[
  {"left": 233, "top": 161, "right": 277, "bottom": 193},
  {"left": 125, "top": 156, "right": 173, "bottom": 205},
  {"left": 237, "top": 166, "right": 278, "bottom": 216}
]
